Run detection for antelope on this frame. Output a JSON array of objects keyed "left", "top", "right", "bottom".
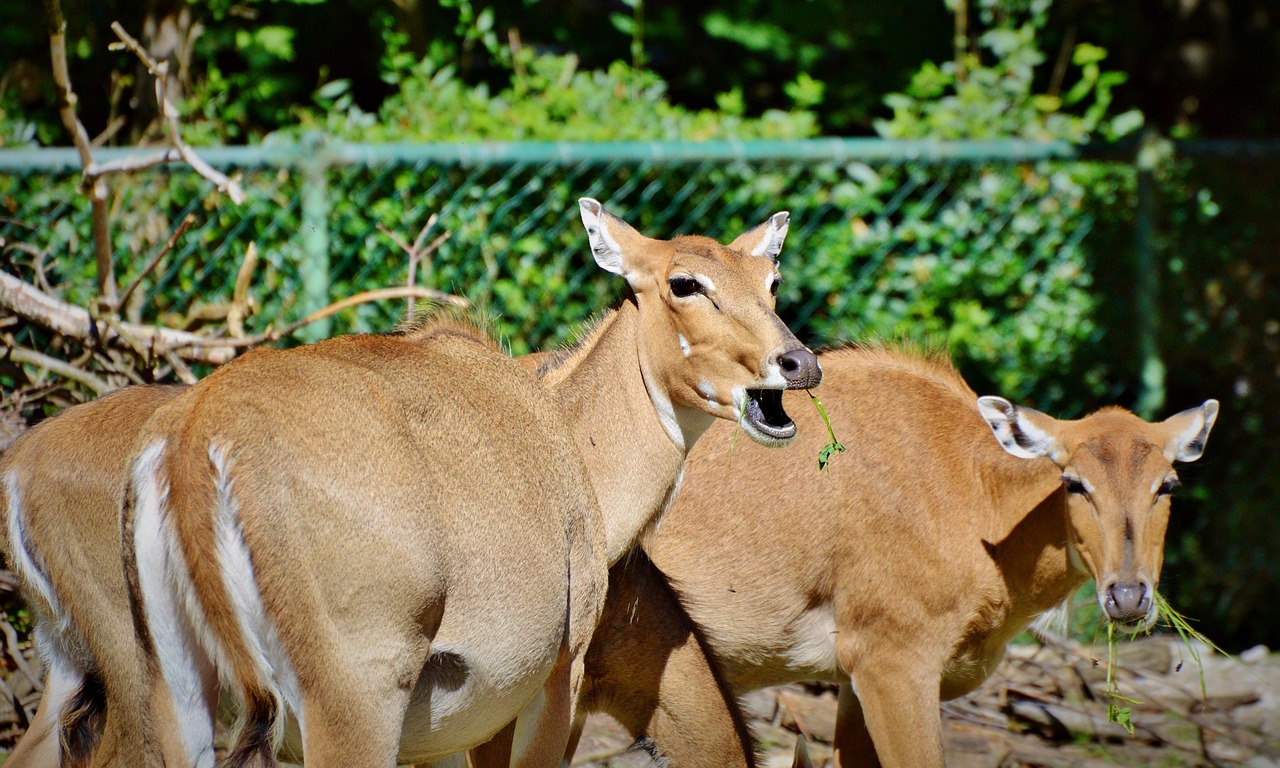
[
  {"left": 111, "top": 198, "right": 818, "bottom": 767},
  {"left": 1, "top": 385, "right": 187, "bottom": 768},
  {"left": 580, "top": 344, "right": 1217, "bottom": 767}
]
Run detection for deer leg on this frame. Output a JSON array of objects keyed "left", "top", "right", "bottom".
[
  {"left": 4, "top": 657, "right": 81, "bottom": 768},
  {"left": 509, "top": 641, "right": 578, "bottom": 768},
  {"left": 462, "top": 631, "right": 577, "bottom": 768},
  {"left": 837, "top": 656, "right": 943, "bottom": 768},
  {"left": 832, "top": 681, "right": 880, "bottom": 768},
  {"left": 582, "top": 554, "right": 755, "bottom": 768},
  {"left": 299, "top": 682, "right": 411, "bottom": 768},
  {"left": 460, "top": 722, "right": 514, "bottom": 767}
]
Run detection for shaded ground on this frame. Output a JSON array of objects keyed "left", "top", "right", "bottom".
[
  {"left": 0, "top": 631, "right": 1274, "bottom": 766},
  {"left": 572, "top": 637, "right": 1280, "bottom": 767}
]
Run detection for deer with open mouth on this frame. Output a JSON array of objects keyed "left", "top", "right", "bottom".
[{"left": 2, "top": 198, "right": 819, "bottom": 768}]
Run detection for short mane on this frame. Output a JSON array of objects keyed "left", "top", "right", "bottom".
[
  {"left": 396, "top": 304, "right": 503, "bottom": 353},
  {"left": 820, "top": 340, "right": 977, "bottom": 402}
]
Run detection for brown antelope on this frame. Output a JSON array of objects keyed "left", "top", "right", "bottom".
[
  {"left": 580, "top": 345, "right": 1216, "bottom": 767},
  {"left": 116, "top": 198, "right": 818, "bottom": 768},
  {"left": 1, "top": 385, "right": 186, "bottom": 768}
]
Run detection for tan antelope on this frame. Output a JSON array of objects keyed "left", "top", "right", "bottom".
[
  {"left": 1, "top": 385, "right": 187, "bottom": 768},
  {"left": 115, "top": 198, "right": 818, "bottom": 768},
  {"left": 579, "top": 345, "right": 1216, "bottom": 767}
]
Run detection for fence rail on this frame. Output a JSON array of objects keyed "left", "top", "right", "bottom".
[
  {"left": 0, "top": 136, "right": 1168, "bottom": 408},
  {"left": 0, "top": 137, "right": 1099, "bottom": 172},
  {"left": 4, "top": 136, "right": 1280, "bottom": 647}
]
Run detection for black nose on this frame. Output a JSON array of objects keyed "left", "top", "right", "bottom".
[
  {"left": 778, "top": 348, "right": 822, "bottom": 389},
  {"left": 1105, "top": 582, "right": 1151, "bottom": 622}
]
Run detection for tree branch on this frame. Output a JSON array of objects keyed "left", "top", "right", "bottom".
[
  {"left": 43, "top": 0, "right": 116, "bottom": 302},
  {"left": 7, "top": 346, "right": 112, "bottom": 394},
  {"left": 117, "top": 213, "right": 195, "bottom": 312},
  {"left": 0, "top": 270, "right": 235, "bottom": 365},
  {"left": 111, "top": 22, "right": 246, "bottom": 205}
]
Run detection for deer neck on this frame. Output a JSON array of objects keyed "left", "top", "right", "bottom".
[
  {"left": 974, "top": 440, "right": 1088, "bottom": 625},
  {"left": 544, "top": 298, "right": 710, "bottom": 565}
]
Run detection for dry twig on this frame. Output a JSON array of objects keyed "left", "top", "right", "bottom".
[
  {"left": 0, "top": 270, "right": 236, "bottom": 365},
  {"left": 378, "top": 214, "right": 451, "bottom": 317}
]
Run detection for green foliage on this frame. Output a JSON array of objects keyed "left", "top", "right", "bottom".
[
  {"left": 809, "top": 392, "right": 845, "bottom": 471},
  {"left": 0, "top": 92, "right": 37, "bottom": 149},
  {"left": 787, "top": 10, "right": 1136, "bottom": 409},
  {"left": 877, "top": 4, "right": 1141, "bottom": 142},
  {"left": 302, "top": 49, "right": 817, "bottom": 143}
]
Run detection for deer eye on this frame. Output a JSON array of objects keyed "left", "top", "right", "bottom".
[
  {"left": 1062, "top": 475, "right": 1088, "bottom": 495},
  {"left": 770, "top": 277, "right": 781, "bottom": 297},
  {"left": 1157, "top": 477, "right": 1181, "bottom": 497},
  {"left": 669, "top": 276, "right": 701, "bottom": 298}
]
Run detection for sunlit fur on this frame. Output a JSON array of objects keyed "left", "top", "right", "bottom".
[{"left": 579, "top": 345, "right": 1215, "bottom": 768}]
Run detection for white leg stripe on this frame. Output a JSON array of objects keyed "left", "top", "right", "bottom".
[
  {"left": 4, "top": 471, "right": 68, "bottom": 639},
  {"left": 509, "top": 686, "right": 547, "bottom": 764},
  {"left": 209, "top": 443, "right": 302, "bottom": 738},
  {"left": 42, "top": 652, "right": 87, "bottom": 764},
  {"left": 131, "top": 440, "right": 217, "bottom": 768}
]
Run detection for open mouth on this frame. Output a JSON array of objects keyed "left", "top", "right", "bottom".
[{"left": 743, "top": 388, "right": 797, "bottom": 441}]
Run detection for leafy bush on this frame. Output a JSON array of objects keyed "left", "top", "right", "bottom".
[
  {"left": 299, "top": 50, "right": 817, "bottom": 143},
  {"left": 792, "top": 5, "right": 1139, "bottom": 410}
]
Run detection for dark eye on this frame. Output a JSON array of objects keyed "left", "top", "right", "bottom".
[
  {"left": 669, "top": 276, "right": 701, "bottom": 298},
  {"left": 1157, "top": 477, "right": 1181, "bottom": 497},
  {"left": 770, "top": 277, "right": 781, "bottom": 297},
  {"left": 1063, "top": 475, "right": 1088, "bottom": 495}
]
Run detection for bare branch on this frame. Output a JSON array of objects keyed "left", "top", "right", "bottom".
[
  {"left": 378, "top": 214, "right": 449, "bottom": 317},
  {"left": 127, "top": 218, "right": 193, "bottom": 310},
  {"left": 166, "top": 286, "right": 469, "bottom": 353},
  {"left": 266, "top": 285, "right": 467, "bottom": 342},
  {"left": 89, "top": 148, "right": 182, "bottom": 178},
  {"left": 90, "top": 114, "right": 129, "bottom": 147},
  {"left": 7, "top": 346, "right": 112, "bottom": 394},
  {"left": 117, "top": 214, "right": 195, "bottom": 312},
  {"left": 0, "top": 270, "right": 236, "bottom": 365},
  {"left": 163, "top": 350, "right": 198, "bottom": 384},
  {"left": 111, "top": 22, "right": 246, "bottom": 205},
  {"left": 226, "top": 242, "right": 259, "bottom": 338},
  {"left": 43, "top": 0, "right": 116, "bottom": 302},
  {"left": 0, "top": 618, "right": 42, "bottom": 695}
]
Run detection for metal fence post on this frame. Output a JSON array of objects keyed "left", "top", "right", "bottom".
[
  {"left": 298, "top": 132, "right": 332, "bottom": 342},
  {"left": 1133, "top": 128, "right": 1167, "bottom": 418}
]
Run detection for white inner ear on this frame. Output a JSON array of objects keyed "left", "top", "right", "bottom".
[
  {"left": 579, "top": 198, "right": 625, "bottom": 276},
  {"left": 751, "top": 212, "right": 790, "bottom": 259},
  {"left": 1167, "top": 399, "right": 1219, "bottom": 463},
  {"left": 977, "top": 396, "right": 1056, "bottom": 460}
]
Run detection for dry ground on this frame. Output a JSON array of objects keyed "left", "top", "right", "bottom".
[
  {"left": 0, "top": 634, "right": 1273, "bottom": 766},
  {"left": 572, "top": 637, "right": 1280, "bottom": 768}
]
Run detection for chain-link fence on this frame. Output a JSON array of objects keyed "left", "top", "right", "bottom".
[
  {"left": 0, "top": 137, "right": 1125, "bottom": 405},
  {"left": 5, "top": 136, "right": 1280, "bottom": 646}
]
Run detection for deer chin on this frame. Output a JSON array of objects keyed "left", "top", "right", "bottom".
[{"left": 739, "top": 388, "right": 797, "bottom": 446}]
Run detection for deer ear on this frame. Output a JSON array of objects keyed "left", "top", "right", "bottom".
[
  {"left": 729, "top": 212, "right": 789, "bottom": 261},
  {"left": 579, "top": 198, "right": 653, "bottom": 285},
  {"left": 977, "top": 396, "right": 1061, "bottom": 461},
  {"left": 1162, "top": 399, "right": 1218, "bottom": 463},
  {"left": 579, "top": 198, "right": 625, "bottom": 275}
]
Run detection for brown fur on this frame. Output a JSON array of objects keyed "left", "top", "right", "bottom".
[
  {"left": 583, "top": 346, "right": 1216, "bottom": 767},
  {"left": 103, "top": 202, "right": 810, "bottom": 768},
  {"left": 464, "top": 206, "right": 814, "bottom": 767},
  {"left": 0, "top": 385, "right": 187, "bottom": 768}
]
